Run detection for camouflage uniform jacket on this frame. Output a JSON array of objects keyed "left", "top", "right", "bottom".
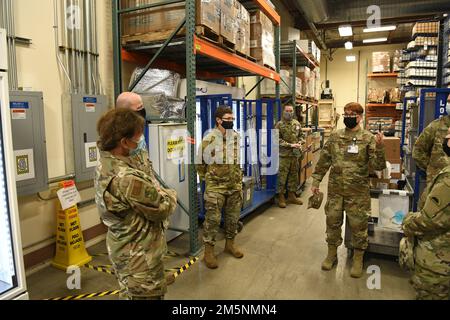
[
  {"left": 311, "top": 127, "right": 386, "bottom": 196},
  {"left": 413, "top": 115, "right": 450, "bottom": 182},
  {"left": 94, "top": 150, "right": 177, "bottom": 253},
  {"left": 403, "top": 165, "right": 450, "bottom": 275},
  {"left": 275, "top": 119, "right": 305, "bottom": 158},
  {"left": 196, "top": 128, "right": 243, "bottom": 192}
]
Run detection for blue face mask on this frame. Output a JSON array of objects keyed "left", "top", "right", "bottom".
[{"left": 129, "top": 135, "right": 146, "bottom": 156}]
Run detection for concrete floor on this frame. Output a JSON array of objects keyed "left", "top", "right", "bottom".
[{"left": 26, "top": 173, "right": 416, "bottom": 300}]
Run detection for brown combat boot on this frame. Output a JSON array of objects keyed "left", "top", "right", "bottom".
[
  {"left": 224, "top": 239, "right": 244, "bottom": 258},
  {"left": 203, "top": 243, "right": 218, "bottom": 269},
  {"left": 350, "top": 249, "right": 365, "bottom": 278},
  {"left": 321, "top": 245, "right": 338, "bottom": 271},
  {"left": 288, "top": 192, "right": 303, "bottom": 205},
  {"left": 278, "top": 193, "right": 287, "bottom": 208}
]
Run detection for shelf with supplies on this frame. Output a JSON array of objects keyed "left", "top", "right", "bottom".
[{"left": 367, "top": 73, "right": 398, "bottom": 78}]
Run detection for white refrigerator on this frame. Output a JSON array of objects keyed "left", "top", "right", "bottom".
[{"left": 0, "top": 28, "right": 28, "bottom": 300}]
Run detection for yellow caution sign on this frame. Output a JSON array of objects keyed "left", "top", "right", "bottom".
[{"left": 51, "top": 181, "right": 92, "bottom": 270}]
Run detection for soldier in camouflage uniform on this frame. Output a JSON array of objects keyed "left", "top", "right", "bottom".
[
  {"left": 412, "top": 113, "right": 450, "bottom": 187},
  {"left": 403, "top": 128, "right": 450, "bottom": 300},
  {"left": 94, "top": 109, "right": 177, "bottom": 300},
  {"left": 116, "top": 91, "right": 176, "bottom": 286},
  {"left": 275, "top": 105, "right": 305, "bottom": 208},
  {"left": 311, "top": 103, "right": 386, "bottom": 278},
  {"left": 196, "top": 106, "right": 244, "bottom": 269}
]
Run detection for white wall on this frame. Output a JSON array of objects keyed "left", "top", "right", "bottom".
[
  {"left": 320, "top": 43, "right": 404, "bottom": 129},
  {"left": 13, "top": 0, "right": 114, "bottom": 254}
]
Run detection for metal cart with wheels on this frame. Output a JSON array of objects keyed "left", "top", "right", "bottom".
[{"left": 344, "top": 187, "right": 414, "bottom": 257}]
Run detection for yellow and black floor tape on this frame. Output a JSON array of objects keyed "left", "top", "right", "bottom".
[
  {"left": 45, "top": 290, "right": 121, "bottom": 301},
  {"left": 45, "top": 257, "right": 199, "bottom": 300},
  {"left": 92, "top": 250, "right": 180, "bottom": 259},
  {"left": 83, "top": 264, "right": 115, "bottom": 275}
]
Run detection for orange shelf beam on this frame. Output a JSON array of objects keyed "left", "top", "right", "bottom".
[
  {"left": 366, "top": 103, "right": 398, "bottom": 107},
  {"left": 368, "top": 73, "right": 398, "bottom": 78},
  {"left": 122, "top": 49, "right": 236, "bottom": 85},
  {"left": 194, "top": 36, "right": 280, "bottom": 82},
  {"left": 253, "top": 0, "right": 281, "bottom": 25}
]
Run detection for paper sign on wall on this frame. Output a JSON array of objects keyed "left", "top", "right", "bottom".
[
  {"left": 14, "top": 149, "right": 35, "bottom": 181},
  {"left": 57, "top": 185, "right": 81, "bottom": 210},
  {"left": 85, "top": 142, "right": 99, "bottom": 168}
]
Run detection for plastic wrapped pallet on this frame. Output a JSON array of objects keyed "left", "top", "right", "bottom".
[
  {"left": 392, "top": 49, "right": 402, "bottom": 72},
  {"left": 140, "top": 94, "right": 186, "bottom": 119},
  {"left": 250, "top": 10, "right": 275, "bottom": 69},
  {"left": 261, "top": 70, "right": 290, "bottom": 95},
  {"left": 372, "top": 51, "right": 391, "bottom": 73},
  {"left": 129, "top": 67, "right": 180, "bottom": 97}
]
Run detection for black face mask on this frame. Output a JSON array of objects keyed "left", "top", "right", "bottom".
[
  {"left": 136, "top": 108, "right": 147, "bottom": 120},
  {"left": 443, "top": 138, "right": 450, "bottom": 157},
  {"left": 221, "top": 120, "right": 234, "bottom": 130},
  {"left": 344, "top": 117, "right": 358, "bottom": 129}
]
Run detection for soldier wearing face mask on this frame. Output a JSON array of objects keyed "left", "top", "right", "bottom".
[
  {"left": 402, "top": 127, "right": 450, "bottom": 300},
  {"left": 196, "top": 106, "right": 244, "bottom": 269},
  {"left": 311, "top": 102, "right": 386, "bottom": 278},
  {"left": 274, "top": 105, "right": 305, "bottom": 208}
]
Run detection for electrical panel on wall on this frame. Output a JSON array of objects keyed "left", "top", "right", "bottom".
[
  {"left": 9, "top": 91, "right": 49, "bottom": 196},
  {"left": 63, "top": 94, "right": 108, "bottom": 183}
]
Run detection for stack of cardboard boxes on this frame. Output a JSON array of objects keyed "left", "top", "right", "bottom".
[
  {"left": 370, "top": 137, "right": 402, "bottom": 190},
  {"left": 299, "top": 128, "right": 314, "bottom": 186},
  {"left": 250, "top": 10, "right": 275, "bottom": 69},
  {"left": 372, "top": 52, "right": 391, "bottom": 73}
]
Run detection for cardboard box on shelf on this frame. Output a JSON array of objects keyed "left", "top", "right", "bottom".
[
  {"left": 412, "top": 21, "right": 440, "bottom": 35},
  {"left": 372, "top": 51, "right": 391, "bottom": 73},
  {"left": 236, "top": 3, "right": 250, "bottom": 56},
  {"left": 121, "top": 0, "right": 222, "bottom": 43},
  {"left": 250, "top": 10, "right": 275, "bottom": 69},
  {"left": 220, "top": 0, "right": 237, "bottom": 44},
  {"left": 370, "top": 178, "right": 398, "bottom": 190},
  {"left": 383, "top": 137, "right": 401, "bottom": 160},
  {"left": 297, "top": 66, "right": 311, "bottom": 81}
]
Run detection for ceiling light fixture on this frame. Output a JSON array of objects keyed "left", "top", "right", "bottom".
[
  {"left": 346, "top": 55, "right": 356, "bottom": 62},
  {"left": 363, "top": 37, "right": 388, "bottom": 43},
  {"left": 338, "top": 25, "right": 353, "bottom": 37},
  {"left": 363, "top": 25, "right": 397, "bottom": 33},
  {"left": 345, "top": 41, "right": 353, "bottom": 50}
]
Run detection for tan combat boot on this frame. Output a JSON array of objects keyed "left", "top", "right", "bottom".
[
  {"left": 288, "top": 192, "right": 303, "bottom": 205},
  {"left": 203, "top": 243, "right": 218, "bottom": 269},
  {"left": 278, "top": 193, "right": 287, "bottom": 208},
  {"left": 350, "top": 249, "right": 365, "bottom": 278},
  {"left": 321, "top": 245, "right": 338, "bottom": 270},
  {"left": 224, "top": 239, "right": 244, "bottom": 258}
]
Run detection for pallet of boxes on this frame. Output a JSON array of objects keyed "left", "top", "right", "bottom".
[
  {"left": 250, "top": 10, "right": 276, "bottom": 70},
  {"left": 370, "top": 137, "right": 403, "bottom": 190}
]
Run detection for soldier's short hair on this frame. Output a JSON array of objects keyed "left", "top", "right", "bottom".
[
  {"left": 344, "top": 102, "right": 364, "bottom": 115},
  {"left": 283, "top": 104, "right": 294, "bottom": 110},
  {"left": 97, "top": 108, "right": 145, "bottom": 151},
  {"left": 215, "top": 105, "right": 233, "bottom": 124}
]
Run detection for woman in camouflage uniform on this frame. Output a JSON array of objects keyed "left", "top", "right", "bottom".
[{"left": 94, "top": 109, "right": 177, "bottom": 300}]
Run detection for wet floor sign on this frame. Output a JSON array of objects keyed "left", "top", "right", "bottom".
[{"left": 51, "top": 181, "right": 92, "bottom": 270}]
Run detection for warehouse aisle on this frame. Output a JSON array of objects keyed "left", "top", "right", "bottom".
[{"left": 26, "top": 173, "right": 415, "bottom": 300}]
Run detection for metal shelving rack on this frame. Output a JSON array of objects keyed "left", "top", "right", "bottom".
[
  {"left": 112, "top": 0, "right": 281, "bottom": 256},
  {"left": 279, "top": 40, "right": 320, "bottom": 128}
]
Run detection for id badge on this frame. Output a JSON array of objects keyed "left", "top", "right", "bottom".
[{"left": 347, "top": 145, "right": 359, "bottom": 154}]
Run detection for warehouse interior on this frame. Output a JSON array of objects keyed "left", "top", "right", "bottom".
[{"left": 0, "top": 0, "right": 449, "bottom": 301}]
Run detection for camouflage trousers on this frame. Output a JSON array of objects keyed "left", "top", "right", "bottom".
[
  {"left": 107, "top": 233, "right": 167, "bottom": 300},
  {"left": 411, "top": 247, "right": 450, "bottom": 300},
  {"left": 203, "top": 190, "right": 242, "bottom": 246},
  {"left": 277, "top": 156, "right": 300, "bottom": 194},
  {"left": 324, "top": 193, "right": 370, "bottom": 250}
]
